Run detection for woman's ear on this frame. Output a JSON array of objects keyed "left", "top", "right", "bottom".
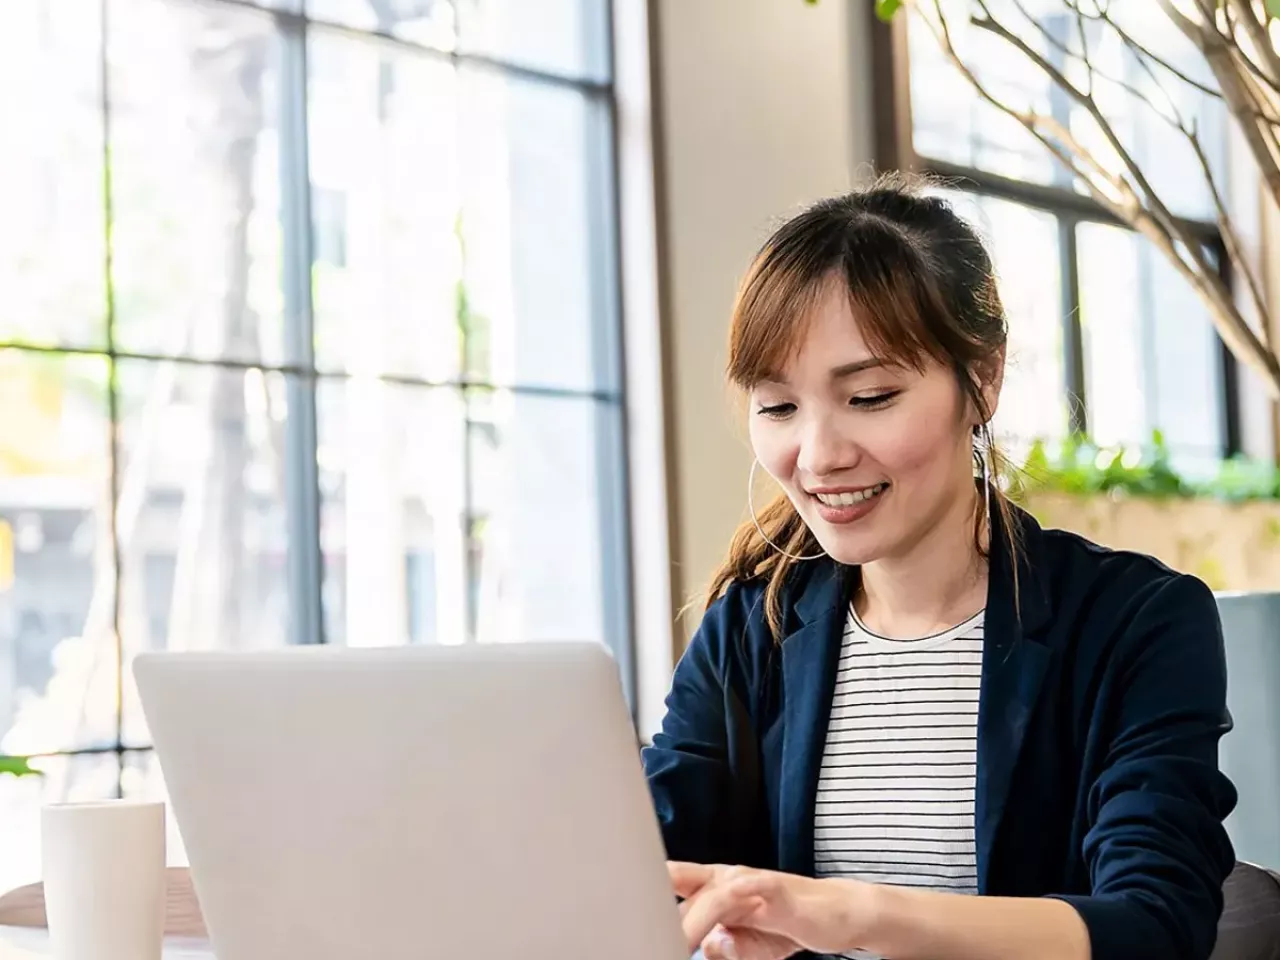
[{"left": 974, "top": 347, "right": 1006, "bottom": 427}]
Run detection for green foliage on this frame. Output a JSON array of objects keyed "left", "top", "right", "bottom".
[
  {"left": 803, "top": 0, "right": 903, "bottom": 19},
  {"left": 0, "top": 756, "right": 39, "bottom": 777},
  {"left": 875, "top": 0, "right": 905, "bottom": 20},
  {"left": 1009, "top": 430, "right": 1280, "bottom": 503},
  {"left": 1267, "top": 0, "right": 1280, "bottom": 18}
]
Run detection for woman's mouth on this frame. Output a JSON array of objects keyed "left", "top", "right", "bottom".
[{"left": 809, "top": 482, "right": 889, "bottom": 524}]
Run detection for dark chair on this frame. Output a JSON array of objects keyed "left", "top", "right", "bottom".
[{"left": 1212, "top": 861, "right": 1280, "bottom": 959}]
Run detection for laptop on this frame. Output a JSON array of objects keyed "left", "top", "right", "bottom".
[{"left": 133, "top": 642, "right": 688, "bottom": 960}]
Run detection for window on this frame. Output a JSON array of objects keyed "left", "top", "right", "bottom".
[
  {"left": 897, "top": 1, "right": 1236, "bottom": 469},
  {"left": 0, "top": 0, "right": 625, "bottom": 890}
]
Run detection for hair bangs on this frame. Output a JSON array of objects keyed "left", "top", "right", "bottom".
[
  {"left": 728, "top": 215, "right": 958, "bottom": 390},
  {"left": 837, "top": 223, "right": 956, "bottom": 376},
  {"left": 726, "top": 238, "right": 830, "bottom": 389}
]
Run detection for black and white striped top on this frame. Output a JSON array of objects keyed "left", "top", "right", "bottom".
[{"left": 813, "top": 605, "right": 983, "bottom": 954}]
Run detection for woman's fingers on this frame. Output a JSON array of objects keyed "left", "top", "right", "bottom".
[
  {"left": 681, "top": 884, "right": 739, "bottom": 949},
  {"left": 682, "top": 885, "right": 765, "bottom": 950},
  {"left": 700, "top": 924, "right": 737, "bottom": 960},
  {"left": 703, "top": 926, "right": 796, "bottom": 960},
  {"left": 722, "top": 870, "right": 783, "bottom": 901},
  {"left": 669, "top": 861, "right": 718, "bottom": 899}
]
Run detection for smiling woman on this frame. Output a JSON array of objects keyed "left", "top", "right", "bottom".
[
  {"left": 709, "top": 176, "right": 1019, "bottom": 640},
  {"left": 643, "top": 176, "right": 1237, "bottom": 960}
]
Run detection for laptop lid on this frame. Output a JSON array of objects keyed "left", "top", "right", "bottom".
[{"left": 134, "top": 642, "right": 686, "bottom": 960}]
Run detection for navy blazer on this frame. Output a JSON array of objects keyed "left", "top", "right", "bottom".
[{"left": 642, "top": 508, "right": 1237, "bottom": 960}]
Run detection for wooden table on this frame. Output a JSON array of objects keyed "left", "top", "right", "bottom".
[{"left": 0, "top": 925, "right": 214, "bottom": 959}]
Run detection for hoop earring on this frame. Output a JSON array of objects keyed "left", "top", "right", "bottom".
[{"left": 747, "top": 458, "right": 826, "bottom": 562}]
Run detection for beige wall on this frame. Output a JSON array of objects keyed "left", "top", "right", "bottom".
[
  {"left": 651, "top": 0, "right": 876, "bottom": 656},
  {"left": 1024, "top": 493, "right": 1280, "bottom": 593}
]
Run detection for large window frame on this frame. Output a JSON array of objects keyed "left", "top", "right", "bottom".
[
  {"left": 867, "top": 6, "right": 1242, "bottom": 459},
  {"left": 0, "top": 0, "right": 634, "bottom": 808}
]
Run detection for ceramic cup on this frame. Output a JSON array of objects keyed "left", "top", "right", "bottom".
[{"left": 42, "top": 799, "right": 166, "bottom": 960}]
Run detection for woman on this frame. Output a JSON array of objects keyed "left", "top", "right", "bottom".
[{"left": 642, "top": 178, "right": 1237, "bottom": 960}]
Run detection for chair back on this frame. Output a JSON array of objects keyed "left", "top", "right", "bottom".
[{"left": 1212, "top": 861, "right": 1280, "bottom": 960}]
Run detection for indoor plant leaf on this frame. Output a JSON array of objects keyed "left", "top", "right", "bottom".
[
  {"left": 0, "top": 756, "right": 39, "bottom": 777},
  {"left": 875, "top": 0, "right": 905, "bottom": 20}
]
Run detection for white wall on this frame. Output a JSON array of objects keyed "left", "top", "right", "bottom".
[{"left": 651, "top": 0, "right": 875, "bottom": 649}]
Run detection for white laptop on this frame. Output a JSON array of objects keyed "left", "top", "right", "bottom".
[{"left": 133, "top": 642, "right": 688, "bottom": 960}]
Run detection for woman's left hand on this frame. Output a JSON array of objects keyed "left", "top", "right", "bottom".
[{"left": 670, "top": 862, "right": 874, "bottom": 960}]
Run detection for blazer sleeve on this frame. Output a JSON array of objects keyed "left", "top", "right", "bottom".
[
  {"left": 1053, "top": 574, "right": 1238, "bottom": 960},
  {"left": 641, "top": 586, "right": 765, "bottom": 867}
]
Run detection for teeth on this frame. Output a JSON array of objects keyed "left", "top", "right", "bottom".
[{"left": 816, "top": 483, "right": 886, "bottom": 507}]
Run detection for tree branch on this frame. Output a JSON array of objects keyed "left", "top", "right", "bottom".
[
  {"left": 1160, "top": 0, "right": 1280, "bottom": 197},
  {"left": 1074, "top": 0, "right": 1092, "bottom": 96},
  {"left": 920, "top": 2, "right": 1136, "bottom": 213},
  {"left": 1066, "top": 0, "right": 1226, "bottom": 99},
  {"left": 1009, "top": 0, "right": 1187, "bottom": 124},
  {"left": 1060, "top": 12, "right": 1268, "bottom": 331},
  {"left": 971, "top": 6, "right": 1188, "bottom": 228},
  {"left": 1187, "top": 122, "right": 1274, "bottom": 348},
  {"left": 1116, "top": 5, "right": 1280, "bottom": 129},
  {"left": 918, "top": 0, "right": 1280, "bottom": 397},
  {"left": 1227, "top": 0, "right": 1280, "bottom": 96},
  {"left": 1065, "top": 7, "right": 1269, "bottom": 329}
]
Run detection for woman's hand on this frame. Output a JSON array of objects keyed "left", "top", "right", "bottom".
[{"left": 670, "top": 862, "right": 875, "bottom": 960}]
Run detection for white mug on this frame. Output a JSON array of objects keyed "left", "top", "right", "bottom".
[{"left": 42, "top": 800, "right": 167, "bottom": 960}]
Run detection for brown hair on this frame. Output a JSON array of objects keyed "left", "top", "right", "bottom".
[{"left": 707, "top": 174, "right": 1021, "bottom": 638}]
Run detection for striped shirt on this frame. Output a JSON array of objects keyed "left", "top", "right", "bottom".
[{"left": 813, "top": 606, "right": 984, "bottom": 957}]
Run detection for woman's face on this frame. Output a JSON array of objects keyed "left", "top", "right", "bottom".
[{"left": 748, "top": 282, "right": 997, "bottom": 566}]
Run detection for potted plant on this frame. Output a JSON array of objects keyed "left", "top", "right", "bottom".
[{"left": 1010, "top": 431, "right": 1280, "bottom": 590}]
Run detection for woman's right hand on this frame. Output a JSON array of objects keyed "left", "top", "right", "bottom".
[{"left": 671, "top": 862, "right": 873, "bottom": 960}]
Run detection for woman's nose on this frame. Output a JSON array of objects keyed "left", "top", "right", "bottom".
[{"left": 796, "top": 416, "right": 857, "bottom": 479}]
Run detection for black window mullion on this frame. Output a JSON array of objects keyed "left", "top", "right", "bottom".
[
  {"left": 590, "top": 80, "right": 637, "bottom": 710},
  {"left": 1059, "top": 216, "right": 1087, "bottom": 438},
  {"left": 1044, "top": 14, "right": 1088, "bottom": 441},
  {"left": 1215, "top": 235, "right": 1244, "bottom": 457},
  {"left": 279, "top": 13, "right": 325, "bottom": 645},
  {"left": 1220, "top": 340, "right": 1243, "bottom": 458},
  {"left": 100, "top": 0, "right": 126, "bottom": 799}
]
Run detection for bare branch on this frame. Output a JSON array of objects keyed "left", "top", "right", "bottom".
[
  {"left": 921, "top": 0, "right": 1280, "bottom": 396},
  {"left": 971, "top": 11, "right": 1186, "bottom": 222},
  {"left": 1185, "top": 121, "right": 1274, "bottom": 347},
  {"left": 1160, "top": 0, "right": 1280, "bottom": 197},
  {"left": 1008, "top": 0, "right": 1188, "bottom": 125},
  {"left": 1239, "top": 63, "right": 1280, "bottom": 159},
  {"left": 1227, "top": 0, "right": 1280, "bottom": 96},
  {"left": 1116, "top": 6, "right": 1280, "bottom": 131},
  {"left": 1075, "top": 0, "right": 1092, "bottom": 95},
  {"left": 1065, "top": 1, "right": 1224, "bottom": 99},
  {"left": 919, "top": 2, "right": 1136, "bottom": 214},
  {"left": 1078, "top": 0, "right": 1279, "bottom": 134},
  {"left": 1053, "top": 10, "right": 1265, "bottom": 319},
  {"left": 1063, "top": 0, "right": 1280, "bottom": 129},
  {"left": 1220, "top": 0, "right": 1280, "bottom": 113},
  {"left": 975, "top": 0, "right": 1277, "bottom": 347},
  {"left": 1127, "top": 29, "right": 1192, "bottom": 128}
]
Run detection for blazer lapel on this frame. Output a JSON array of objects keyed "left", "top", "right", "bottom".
[
  {"left": 974, "top": 508, "right": 1053, "bottom": 893},
  {"left": 769, "top": 507, "right": 1055, "bottom": 889},
  {"left": 776, "top": 563, "right": 852, "bottom": 878}
]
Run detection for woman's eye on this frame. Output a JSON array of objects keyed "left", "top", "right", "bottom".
[
  {"left": 849, "top": 391, "right": 900, "bottom": 409},
  {"left": 755, "top": 402, "right": 796, "bottom": 420}
]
